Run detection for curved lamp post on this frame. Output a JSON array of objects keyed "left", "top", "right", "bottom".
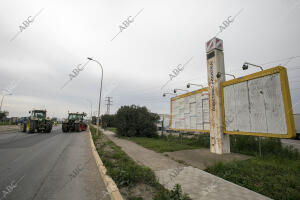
[
  {"left": 216, "top": 72, "right": 236, "bottom": 79},
  {"left": 162, "top": 93, "right": 176, "bottom": 97},
  {"left": 87, "top": 57, "right": 103, "bottom": 136},
  {"left": 0, "top": 93, "right": 12, "bottom": 111},
  {"left": 187, "top": 83, "right": 204, "bottom": 89},
  {"left": 173, "top": 89, "right": 188, "bottom": 94},
  {"left": 242, "top": 62, "right": 263, "bottom": 71}
]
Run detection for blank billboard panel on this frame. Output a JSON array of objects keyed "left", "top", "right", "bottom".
[
  {"left": 221, "top": 66, "right": 295, "bottom": 138},
  {"left": 170, "top": 88, "right": 210, "bottom": 132}
]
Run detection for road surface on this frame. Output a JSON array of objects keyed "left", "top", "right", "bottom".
[{"left": 0, "top": 125, "right": 109, "bottom": 200}]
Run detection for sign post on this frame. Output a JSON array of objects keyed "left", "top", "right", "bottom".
[{"left": 206, "top": 37, "right": 230, "bottom": 154}]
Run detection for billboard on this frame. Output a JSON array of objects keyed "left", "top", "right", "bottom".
[
  {"left": 170, "top": 88, "right": 210, "bottom": 132},
  {"left": 221, "top": 66, "right": 296, "bottom": 138}
]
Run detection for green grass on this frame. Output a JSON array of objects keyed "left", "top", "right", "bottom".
[
  {"left": 206, "top": 156, "right": 300, "bottom": 200},
  {"left": 89, "top": 125, "right": 191, "bottom": 199},
  {"left": 90, "top": 126, "right": 157, "bottom": 188},
  {"left": 125, "top": 134, "right": 210, "bottom": 153},
  {"left": 0, "top": 122, "right": 15, "bottom": 125},
  {"left": 106, "top": 127, "right": 117, "bottom": 133},
  {"left": 122, "top": 131, "right": 300, "bottom": 199}
]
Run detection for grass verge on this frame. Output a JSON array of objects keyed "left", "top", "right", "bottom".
[
  {"left": 124, "top": 133, "right": 209, "bottom": 153},
  {"left": 117, "top": 130, "right": 300, "bottom": 199},
  {"left": 89, "top": 125, "right": 191, "bottom": 200},
  {"left": 206, "top": 155, "right": 300, "bottom": 200}
]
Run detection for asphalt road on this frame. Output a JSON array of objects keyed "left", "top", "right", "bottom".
[{"left": 0, "top": 125, "right": 109, "bottom": 200}]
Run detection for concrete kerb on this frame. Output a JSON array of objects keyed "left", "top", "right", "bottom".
[{"left": 88, "top": 126, "right": 123, "bottom": 200}]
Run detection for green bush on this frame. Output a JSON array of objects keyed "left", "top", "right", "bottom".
[
  {"left": 101, "top": 114, "right": 116, "bottom": 128},
  {"left": 115, "top": 105, "right": 159, "bottom": 137}
]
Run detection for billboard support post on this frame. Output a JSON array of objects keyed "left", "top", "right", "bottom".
[{"left": 206, "top": 37, "right": 230, "bottom": 154}]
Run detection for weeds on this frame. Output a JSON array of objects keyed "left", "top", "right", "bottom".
[
  {"left": 89, "top": 125, "right": 192, "bottom": 199},
  {"left": 154, "top": 184, "right": 192, "bottom": 200},
  {"left": 206, "top": 156, "right": 300, "bottom": 200}
]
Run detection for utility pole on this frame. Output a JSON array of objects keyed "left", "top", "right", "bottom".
[
  {"left": 206, "top": 37, "right": 230, "bottom": 154},
  {"left": 105, "top": 97, "right": 113, "bottom": 114}
]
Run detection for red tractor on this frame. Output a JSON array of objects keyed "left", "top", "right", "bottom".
[{"left": 62, "top": 112, "right": 87, "bottom": 132}]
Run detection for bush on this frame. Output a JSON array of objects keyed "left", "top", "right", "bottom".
[
  {"left": 101, "top": 114, "right": 116, "bottom": 128},
  {"left": 115, "top": 105, "right": 159, "bottom": 137}
]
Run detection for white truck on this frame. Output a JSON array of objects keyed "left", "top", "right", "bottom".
[{"left": 294, "top": 114, "right": 300, "bottom": 139}]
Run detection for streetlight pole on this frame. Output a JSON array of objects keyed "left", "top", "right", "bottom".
[
  {"left": 0, "top": 93, "right": 12, "bottom": 111},
  {"left": 87, "top": 57, "right": 104, "bottom": 137},
  {"left": 86, "top": 99, "right": 93, "bottom": 120}
]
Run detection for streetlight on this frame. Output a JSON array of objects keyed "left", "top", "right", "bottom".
[
  {"left": 216, "top": 72, "right": 236, "bottom": 79},
  {"left": 174, "top": 89, "right": 188, "bottom": 94},
  {"left": 87, "top": 57, "right": 104, "bottom": 137},
  {"left": 163, "top": 93, "right": 176, "bottom": 97},
  {"left": 86, "top": 99, "right": 93, "bottom": 120},
  {"left": 187, "top": 83, "right": 204, "bottom": 89},
  {"left": 0, "top": 93, "right": 12, "bottom": 111},
  {"left": 242, "top": 62, "right": 263, "bottom": 71}
]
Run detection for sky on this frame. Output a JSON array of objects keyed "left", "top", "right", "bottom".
[{"left": 0, "top": 0, "right": 300, "bottom": 119}]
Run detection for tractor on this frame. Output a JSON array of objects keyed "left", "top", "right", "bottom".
[
  {"left": 62, "top": 112, "right": 87, "bottom": 132},
  {"left": 22, "top": 109, "right": 52, "bottom": 133}
]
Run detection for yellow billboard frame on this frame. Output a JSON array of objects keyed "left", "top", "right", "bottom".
[
  {"left": 220, "top": 66, "right": 296, "bottom": 138},
  {"left": 170, "top": 87, "right": 210, "bottom": 133}
]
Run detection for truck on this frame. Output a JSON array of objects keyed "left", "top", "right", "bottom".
[
  {"left": 62, "top": 112, "right": 87, "bottom": 132},
  {"left": 22, "top": 109, "right": 52, "bottom": 133}
]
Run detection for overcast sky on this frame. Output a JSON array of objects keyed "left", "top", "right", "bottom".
[{"left": 0, "top": 0, "right": 300, "bottom": 118}]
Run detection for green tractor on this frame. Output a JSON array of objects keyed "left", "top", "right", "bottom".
[
  {"left": 22, "top": 109, "right": 52, "bottom": 133},
  {"left": 62, "top": 112, "right": 87, "bottom": 132}
]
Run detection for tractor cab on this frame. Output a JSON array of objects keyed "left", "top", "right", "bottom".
[
  {"left": 62, "top": 112, "right": 87, "bottom": 132},
  {"left": 22, "top": 109, "right": 52, "bottom": 133},
  {"left": 30, "top": 110, "right": 46, "bottom": 120}
]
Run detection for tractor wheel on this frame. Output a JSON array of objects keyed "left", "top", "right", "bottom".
[
  {"left": 22, "top": 123, "right": 27, "bottom": 132},
  {"left": 46, "top": 123, "right": 52, "bottom": 133},
  {"left": 28, "top": 121, "right": 35, "bottom": 133},
  {"left": 62, "top": 124, "right": 68, "bottom": 133},
  {"left": 75, "top": 123, "right": 80, "bottom": 132},
  {"left": 79, "top": 124, "right": 82, "bottom": 132},
  {"left": 83, "top": 124, "right": 87, "bottom": 131}
]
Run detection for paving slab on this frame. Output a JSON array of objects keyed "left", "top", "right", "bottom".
[{"left": 102, "top": 128, "right": 271, "bottom": 200}]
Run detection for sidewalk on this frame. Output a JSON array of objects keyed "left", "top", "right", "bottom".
[{"left": 102, "top": 129, "right": 271, "bottom": 200}]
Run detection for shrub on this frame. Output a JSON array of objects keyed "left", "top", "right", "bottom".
[
  {"left": 114, "top": 105, "right": 159, "bottom": 137},
  {"left": 101, "top": 114, "right": 116, "bottom": 128}
]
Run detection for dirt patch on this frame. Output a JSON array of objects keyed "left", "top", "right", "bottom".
[
  {"left": 165, "top": 149, "right": 251, "bottom": 170},
  {"left": 120, "top": 183, "right": 157, "bottom": 200}
]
